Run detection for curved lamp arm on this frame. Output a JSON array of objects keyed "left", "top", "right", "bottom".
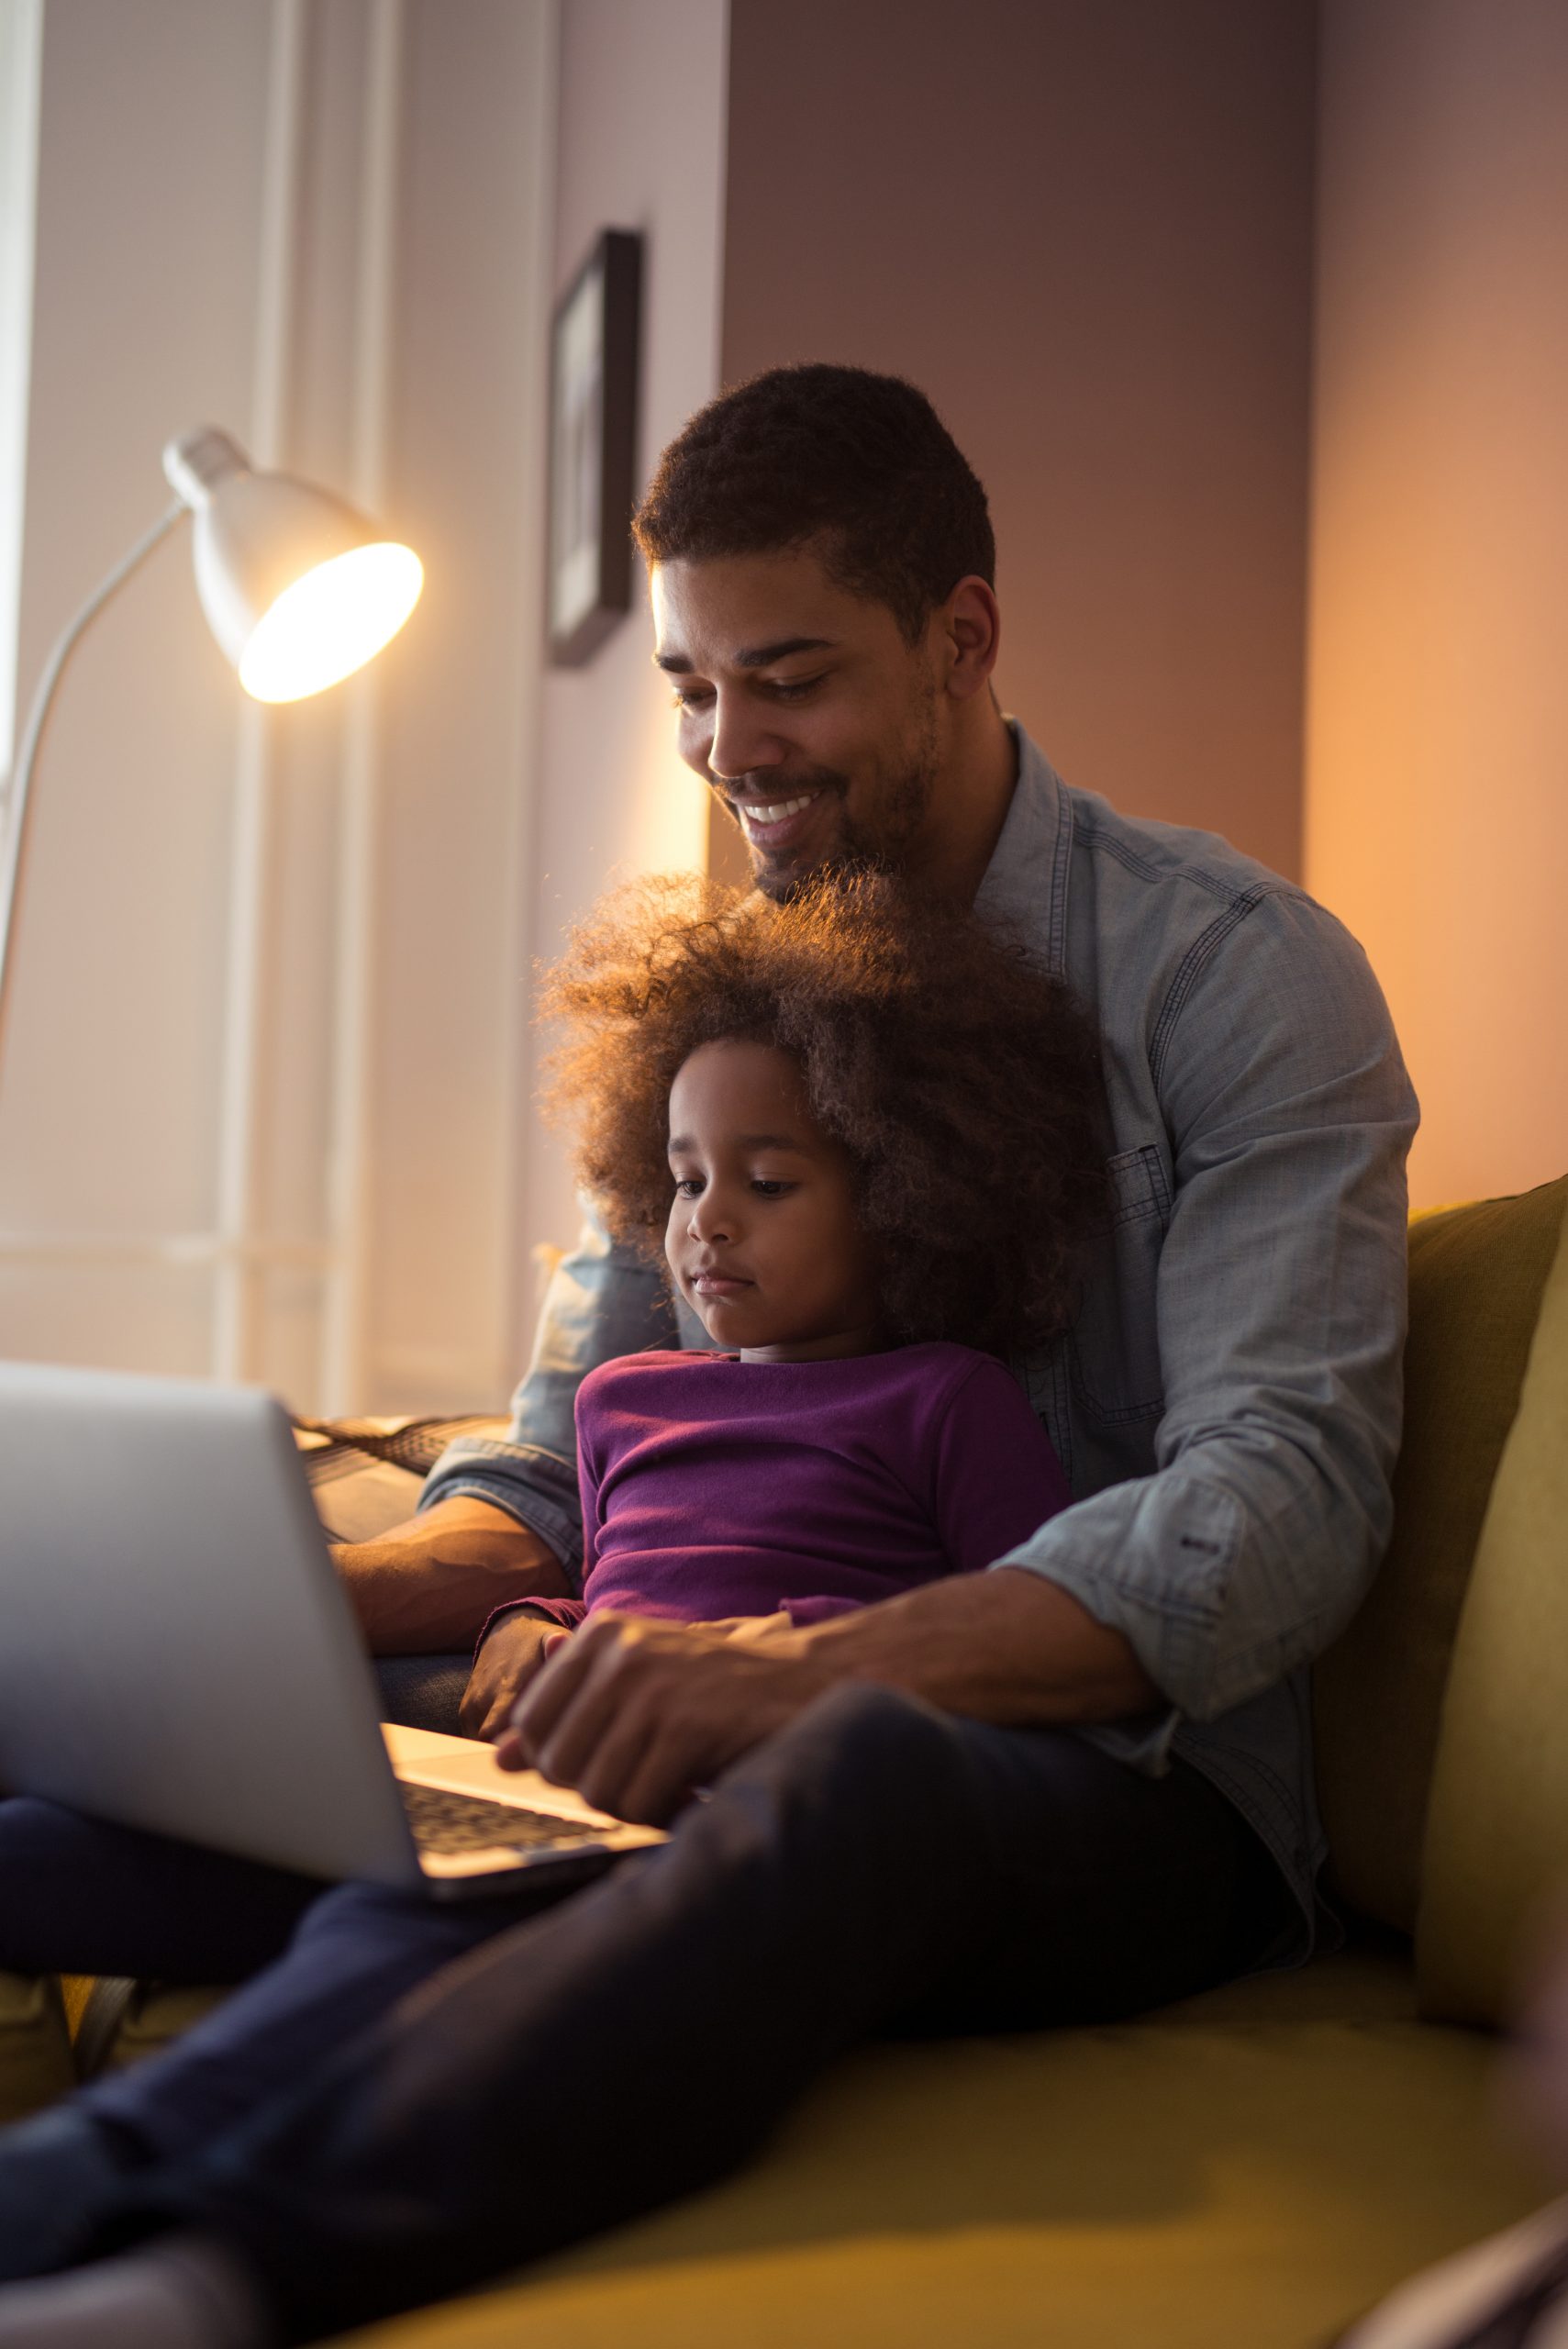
[
  {"left": 0, "top": 497, "right": 188, "bottom": 1061},
  {"left": 0, "top": 428, "right": 420, "bottom": 1095}
]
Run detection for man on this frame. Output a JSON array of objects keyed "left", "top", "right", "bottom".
[{"left": 0, "top": 366, "right": 1417, "bottom": 2347}]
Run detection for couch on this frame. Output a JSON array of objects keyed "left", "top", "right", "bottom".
[{"left": 3, "top": 1174, "right": 1565, "bottom": 2348}]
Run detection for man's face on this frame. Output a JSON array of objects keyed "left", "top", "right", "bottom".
[{"left": 651, "top": 549, "right": 944, "bottom": 899}]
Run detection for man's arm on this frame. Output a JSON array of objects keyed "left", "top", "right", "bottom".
[
  {"left": 1000, "top": 889, "right": 1419, "bottom": 1725},
  {"left": 496, "top": 1572, "right": 1153, "bottom": 1823},
  {"left": 335, "top": 1499, "right": 572, "bottom": 1654}
]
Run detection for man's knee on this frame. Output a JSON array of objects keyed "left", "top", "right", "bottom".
[
  {"left": 287, "top": 1880, "right": 444, "bottom": 1953},
  {"left": 713, "top": 1679, "right": 970, "bottom": 1833},
  {"left": 287, "top": 1877, "right": 544, "bottom": 1977},
  {"left": 791, "top": 1677, "right": 955, "bottom": 1760}
]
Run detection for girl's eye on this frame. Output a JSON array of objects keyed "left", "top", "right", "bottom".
[
  {"left": 751, "top": 1179, "right": 793, "bottom": 1197},
  {"left": 673, "top": 1177, "right": 703, "bottom": 1198}
]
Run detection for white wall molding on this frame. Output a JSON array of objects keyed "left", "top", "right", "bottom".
[
  {"left": 0, "top": 0, "right": 43, "bottom": 775},
  {"left": 207, "top": 0, "right": 307, "bottom": 1386},
  {"left": 0, "top": 0, "right": 555, "bottom": 1416},
  {"left": 317, "top": 0, "right": 406, "bottom": 1413},
  {"left": 0, "top": 1231, "right": 332, "bottom": 1273}
]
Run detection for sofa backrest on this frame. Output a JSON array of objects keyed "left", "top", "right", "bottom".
[
  {"left": 1417, "top": 1182, "right": 1568, "bottom": 2025},
  {"left": 1312, "top": 1174, "right": 1568, "bottom": 1941}
]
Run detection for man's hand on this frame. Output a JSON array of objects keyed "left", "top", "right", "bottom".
[
  {"left": 686, "top": 1610, "right": 795, "bottom": 1644},
  {"left": 463, "top": 1607, "right": 795, "bottom": 1742},
  {"left": 460, "top": 1609, "right": 569, "bottom": 1740},
  {"left": 495, "top": 1613, "right": 831, "bottom": 1824},
  {"left": 333, "top": 1497, "right": 572, "bottom": 1654},
  {"left": 493, "top": 1570, "right": 1157, "bottom": 1826}
]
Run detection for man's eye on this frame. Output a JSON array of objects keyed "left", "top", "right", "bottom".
[
  {"left": 671, "top": 686, "right": 713, "bottom": 711},
  {"left": 768, "top": 675, "right": 823, "bottom": 702}
]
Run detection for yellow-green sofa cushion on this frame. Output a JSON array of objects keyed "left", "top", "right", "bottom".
[
  {"left": 1314, "top": 1176, "right": 1568, "bottom": 1933},
  {"left": 0, "top": 1970, "right": 73, "bottom": 2123},
  {"left": 1418, "top": 1182, "right": 1568, "bottom": 2025},
  {"left": 335, "top": 1952, "right": 1543, "bottom": 2349}
]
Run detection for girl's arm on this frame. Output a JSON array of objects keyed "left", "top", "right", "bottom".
[
  {"left": 930, "top": 1356, "right": 1073, "bottom": 1575},
  {"left": 460, "top": 1598, "right": 588, "bottom": 1739},
  {"left": 462, "top": 1371, "right": 610, "bottom": 1737}
]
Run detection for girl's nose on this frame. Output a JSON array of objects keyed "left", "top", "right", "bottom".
[{"left": 690, "top": 1192, "right": 734, "bottom": 1243}]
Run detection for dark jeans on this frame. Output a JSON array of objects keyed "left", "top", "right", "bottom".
[
  {"left": 371, "top": 1653, "right": 470, "bottom": 1736},
  {"left": 0, "top": 1685, "right": 1294, "bottom": 2343}
]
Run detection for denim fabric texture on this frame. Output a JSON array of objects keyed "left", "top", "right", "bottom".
[{"left": 422, "top": 729, "right": 1419, "bottom": 1950}]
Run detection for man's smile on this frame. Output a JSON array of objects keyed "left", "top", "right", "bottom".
[{"left": 728, "top": 789, "right": 826, "bottom": 851}]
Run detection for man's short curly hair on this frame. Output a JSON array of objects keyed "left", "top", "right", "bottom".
[
  {"left": 539, "top": 874, "right": 1106, "bottom": 1360},
  {"left": 633, "top": 364, "right": 994, "bottom": 644}
]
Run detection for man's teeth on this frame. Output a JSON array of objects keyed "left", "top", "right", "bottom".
[{"left": 740, "top": 793, "right": 816, "bottom": 829}]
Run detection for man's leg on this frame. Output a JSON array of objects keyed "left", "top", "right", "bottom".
[{"left": 75, "top": 1683, "right": 1293, "bottom": 2344}]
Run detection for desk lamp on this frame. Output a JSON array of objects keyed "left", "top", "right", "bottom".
[{"left": 0, "top": 426, "right": 423, "bottom": 1064}]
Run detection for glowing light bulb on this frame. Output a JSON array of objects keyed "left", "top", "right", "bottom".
[{"left": 238, "top": 542, "right": 424, "bottom": 703}]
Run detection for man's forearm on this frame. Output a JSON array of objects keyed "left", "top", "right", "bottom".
[
  {"left": 795, "top": 1565, "right": 1159, "bottom": 1724},
  {"left": 500, "top": 1567, "right": 1162, "bottom": 1822},
  {"left": 334, "top": 1497, "right": 573, "bottom": 1654}
]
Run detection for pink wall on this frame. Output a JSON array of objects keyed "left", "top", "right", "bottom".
[
  {"left": 519, "top": 0, "right": 728, "bottom": 1267},
  {"left": 1306, "top": 0, "right": 1568, "bottom": 1206},
  {"left": 719, "top": 0, "right": 1318, "bottom": 881}
]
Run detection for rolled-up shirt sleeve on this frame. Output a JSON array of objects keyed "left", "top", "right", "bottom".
[
  {"left": 419, "top": 1204, "right": 674, "bottom": 1589},
  {"left": 994, "top": 891, "right": 1420, "bottom": 1723}
]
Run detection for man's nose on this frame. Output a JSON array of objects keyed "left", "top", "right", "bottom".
[{"left": 706, "top": 693, "right": 787, "bottom": 785}]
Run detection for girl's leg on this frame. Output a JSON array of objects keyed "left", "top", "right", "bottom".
[
  {"left": 77, "top": 1876, "right": 558, "bottom": 2160},
  {"left": 0, "top": 1799, "right": 550, "bottom": 2282},
  {"left": 0, "top": 1794, "right": 328, "bottom": 2288},
  {"left": 0, "top": 1799, "right": 320, "bottom": 1986}
]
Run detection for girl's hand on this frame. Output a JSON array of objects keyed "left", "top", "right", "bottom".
[{"left": 461, "top": 1612, "right": 572, "bottom": 1741}]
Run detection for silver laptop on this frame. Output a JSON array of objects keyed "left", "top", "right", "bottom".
[{"left": 0, "top": 1362, "right": 666, "bottom": 1897}]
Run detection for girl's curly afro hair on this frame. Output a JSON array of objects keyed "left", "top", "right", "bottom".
[{"left": 539, "top": 872, "right": 1108, "bottom": 1359}]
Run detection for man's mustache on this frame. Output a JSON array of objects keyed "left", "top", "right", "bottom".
[{"left": 711, "top": 768, "right": 850, "bottom": 822}]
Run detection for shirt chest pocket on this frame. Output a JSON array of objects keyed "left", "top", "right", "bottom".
[{"left": 1067, "top": 1144, "right": 1170, "bottom": 1426}]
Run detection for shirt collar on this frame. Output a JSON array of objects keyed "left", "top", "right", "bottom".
[{"left": 973, "top": 722, "right": 1071, "bottom": 974}]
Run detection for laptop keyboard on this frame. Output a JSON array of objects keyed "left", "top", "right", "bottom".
[{"left": 400, "top": 1779, "right": 611, "bottom": 1855}]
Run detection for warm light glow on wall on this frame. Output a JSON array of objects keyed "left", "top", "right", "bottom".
[{"left": 1304, "top": 0, "right": 1568, "bottom": 1208}]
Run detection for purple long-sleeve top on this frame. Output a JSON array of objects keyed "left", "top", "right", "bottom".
[{"left": 511, "top": 1341, "right": 1071, "bottom": 1637}]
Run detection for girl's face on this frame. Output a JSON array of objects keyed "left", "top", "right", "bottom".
[{"left": 664, "top": 1040, "right": 886, "bottom": 1363}]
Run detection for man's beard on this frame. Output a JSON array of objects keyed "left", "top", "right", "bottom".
[{"left": 726, "top": 713, "right": 940, "bottom": 904}]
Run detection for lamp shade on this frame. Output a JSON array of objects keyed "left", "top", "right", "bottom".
[{"left": 162, "top": 427, "right": 423, "bottom": 702}]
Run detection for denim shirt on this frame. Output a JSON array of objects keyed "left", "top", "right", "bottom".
[{"left": 424, "top": 729, "right": 1419, "bottom": 1954}]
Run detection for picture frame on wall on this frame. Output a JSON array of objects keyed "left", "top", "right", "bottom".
[{"left": 547, "top": 228, "right": 643, "bottom": 666}]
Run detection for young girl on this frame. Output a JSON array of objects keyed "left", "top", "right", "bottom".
[
  {"left": 0, "top": 873, "right": 1110, "bottom": 2349},
  {"left": 483, "top": 867, "right": 1109, "bottom": 1683}
]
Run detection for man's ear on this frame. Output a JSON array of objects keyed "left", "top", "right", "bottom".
[{"left": 936, "top": 575, "right": 1002, "bottom": 702}]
